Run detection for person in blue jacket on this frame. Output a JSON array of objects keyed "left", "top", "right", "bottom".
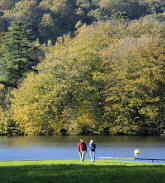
[{"left": 88, "top": 140, "right": 96, "bottom": 162}]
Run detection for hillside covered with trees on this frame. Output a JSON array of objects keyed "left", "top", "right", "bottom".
[
  {"left": 0, "top": 0, "right": 165, "bottom": 43},
  {"left": 0, "top": 0, "right": 164, "bottom": 136}
]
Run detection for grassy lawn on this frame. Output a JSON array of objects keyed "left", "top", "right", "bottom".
[{"left": 0, "top": 160, "right": 165, "bottom": 183}]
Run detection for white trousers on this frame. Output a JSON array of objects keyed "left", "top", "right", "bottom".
[{"left": 79, "top": 151, "right": 85, "bottom": 162}]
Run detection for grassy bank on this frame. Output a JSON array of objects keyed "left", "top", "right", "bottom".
[{"left": 0, "top": 160, "right": 165, "bottom": 183}]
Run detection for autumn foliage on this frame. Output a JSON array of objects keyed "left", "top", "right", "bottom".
[{"left": 6, "top": 18, "right": 165, "bottom": 135}]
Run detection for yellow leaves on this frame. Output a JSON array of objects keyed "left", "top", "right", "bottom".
[
  {"left": 10, "top": 69, "right": 66, "bottom": 135},
  {"left": 61, "top": 100, "right": 97, "bottom": 135},
  {"left": 0, "top": 84, "right": 5, "bottom": 90},
  {"left": 128, "top": 98, "right": 143, "bottom": 107},
  {"left": 51, "top": 0, "right": 67, "bottom": 11},
  {"left": 108, "top": 115, "right": 140, "bottom": 135},
  {"left": 0, "top": 84, "right": 5, "bottom": 101},
  {"left": 110, "top": 124, "right": 140, "bottom": 135},
  {"left": 77, "top": 113, "right": 93, "bottom": 126},
  {"left": 139, "top": 106, "right": 159, "bottom": 119},
  {"left": 105, "top": 96, "right": 119, "bottom": 102},
  {"left": 92, "top": 72, "right": 106, "bottom": 82},
  {"left": 50, "top": 0, "right": 73, "bottom": 16},
  {"left": 40, "top": 13, "right": 54, "bottom": 26},
  {"left": 6, "top": 18, "right": 165, "bottom": 136},
  {"left": 128, "top": 18, "right": 161, "bottom": 38}
]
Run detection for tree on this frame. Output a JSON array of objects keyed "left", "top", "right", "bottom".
[
  {"left": 0, "top": 0, "right": 19, "bottom": 10},
  {"left": 0, "top": 20, "right": 44, "bottom": 87},
  {"left": 38, "top": 13, "right": 58, "bottom": 44},
  {"left": 99, "top": 0, "right": 147, "bottom": 20},
  {"left": 9, "top": 18, "right": 165, "bottom": 136}
]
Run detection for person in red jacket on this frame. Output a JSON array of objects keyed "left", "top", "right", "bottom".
[{"left": 77, "top": 139, "right": 87, "bottom": 163}]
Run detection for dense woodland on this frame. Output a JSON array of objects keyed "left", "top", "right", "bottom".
[{"left": 0, "top": 0, "right": 164, "bottom": 136}]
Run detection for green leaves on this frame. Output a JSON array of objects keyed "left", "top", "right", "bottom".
[{"left": 0, "top": 20, "right": 44, "bottom": 87}]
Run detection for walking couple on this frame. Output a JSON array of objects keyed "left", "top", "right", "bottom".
[{"left": 77, "top": 139, "right": 96, "bottom": 163}]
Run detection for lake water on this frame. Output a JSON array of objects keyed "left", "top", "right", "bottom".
[{"left": 0, "top": 136, "right": 165, "bottom": 164}]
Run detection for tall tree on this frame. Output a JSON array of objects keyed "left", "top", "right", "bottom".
[{"left": 0, "top": 20, "right": 44, "bottom": 87}]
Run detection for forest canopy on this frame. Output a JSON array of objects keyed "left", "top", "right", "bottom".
[
  {"left": 0, "top": 0, "right": 165, "bottom": 43},
  {"left": 0, "top": 0, "right": 164, "bottom": 136},
  {"left": 9, "top": 18, "right": 165, "bottom": 136}
]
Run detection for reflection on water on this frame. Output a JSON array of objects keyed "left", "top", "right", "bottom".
[{"left": 0, "top": 136, "right": 165, "bottom": 163}]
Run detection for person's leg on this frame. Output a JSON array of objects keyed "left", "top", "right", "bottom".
[
  {"left": 91, "top": 151, "right": 94, "bottom": 162},
  {"left": 81, "top": 151, "right": 85, "bottom": 162},
  {"left": 92, "top": 151, "right": 95, "bottom": 162},
  {"left": 89, "top": 151, "right": 93, "bottom": 162},
  {"left": 79, "top": 151, "right": 83, "bottom": 162}
]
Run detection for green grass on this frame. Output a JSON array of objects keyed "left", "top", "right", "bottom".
[{"left": 0, "top": 160, "right": 165, "bottom": 183}]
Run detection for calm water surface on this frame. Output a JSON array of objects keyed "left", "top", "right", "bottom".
[{"left": 0, "top": 136, "right": 165, "bottom": 163}]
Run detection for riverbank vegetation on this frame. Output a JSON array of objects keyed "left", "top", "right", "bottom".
[
  {"left": 0, "top": 160, "right": 165, "bottom": 183},
  {"left": 0, "top": 0, "right": 164, "bottom": 136}
]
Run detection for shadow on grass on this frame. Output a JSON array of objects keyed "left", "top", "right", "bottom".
[{"left": 0, "top": 164, "right": 165, "bottom": 183}]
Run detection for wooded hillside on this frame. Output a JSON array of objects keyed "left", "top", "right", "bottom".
[{"left": 0, "top": 0, "right": 164, "bottom": 136}]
